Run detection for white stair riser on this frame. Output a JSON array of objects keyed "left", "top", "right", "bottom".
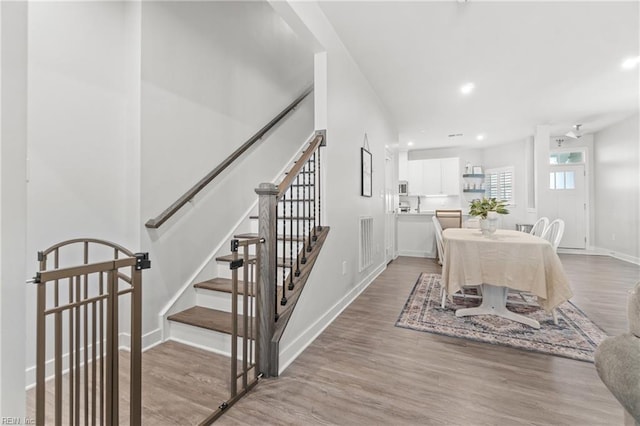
[
  {"left": 168, "top": 322, "right": 255, "bottom": 360},
  {"left": 196, "top": 288, "right": 255, "bottom": 315},
  {"left": 216, "top": 264, "right": 293, "bottom": 279}
]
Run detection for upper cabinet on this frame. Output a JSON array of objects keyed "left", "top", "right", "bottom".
[
  {"left": 405, "top": 157, "right": 459, "bottom": 196},
  {"left": 439, "top": 157, "right": 460, "bottom": 195},
  {"left": 398, "top": 151, "right": 409, "bottom": 181},
  {"left": 407, "top": 160, "right": 424, "bottom": 195}
]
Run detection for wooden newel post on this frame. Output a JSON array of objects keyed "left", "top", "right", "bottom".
[{"left": 255, "top": 182, "right": 279, "bottom": 377}]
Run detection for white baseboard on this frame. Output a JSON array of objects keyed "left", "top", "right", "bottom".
[
  {"left": 397, "top": 249, "right": 435, "bottom": 258},
  {"left": 278, "top": 261, "right": 387, "bottom": 375},
  {"left": 558, "top": 246, "right": 640, "bottom": 266},
  {"left": 25, "top": 328, "right": 162, "bottom": 390},
  {"left": 604, "top": 250, "right": 640, "bottom": 266}
]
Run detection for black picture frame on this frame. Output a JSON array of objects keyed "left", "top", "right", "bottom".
[{"left": 361, "top": 147, "right": 372, "bottom": 197}]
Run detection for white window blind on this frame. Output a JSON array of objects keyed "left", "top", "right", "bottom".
[{"left": 486, "top": 167, "right": 514, "bottom": 203}]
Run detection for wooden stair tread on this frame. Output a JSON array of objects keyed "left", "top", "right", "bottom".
[
  {"left": 168, "top": 306, "right": 255, "bottom": 338},
  {"left": 194, "top": 278, "right": 255, "bottom": 296},
  {"left": 215, "top": 254, "right": 257, "bottom": 263}
]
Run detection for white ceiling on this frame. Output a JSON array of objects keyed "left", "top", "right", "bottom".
[{"left": 319, "top": 1, "right": 639, "bottom": 150}]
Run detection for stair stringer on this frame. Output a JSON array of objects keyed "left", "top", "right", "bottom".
[
  {"left": 269, "top": 226, "right": 331, "bottom": 374},
  {"left": 158, "top": 131, "right": 316, "bottom": 342}
]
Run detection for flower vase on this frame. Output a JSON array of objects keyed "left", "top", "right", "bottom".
[
  {"left": 480, "top": 212, "right": 499, "bottom": 236},
  {"left": 486, "top": 211, "right": 499, "bottom": 234}
]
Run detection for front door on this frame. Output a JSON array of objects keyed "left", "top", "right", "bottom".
[{"left": 548, "top": 163, "right": 587, "bottom": 249}]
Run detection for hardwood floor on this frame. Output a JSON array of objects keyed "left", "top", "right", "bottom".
[
  {"left": 217, "top": 254, "right": 640, "bottom": 425},
  {"left": 26, "top": 254, "right": 640, "bottom": 424}
]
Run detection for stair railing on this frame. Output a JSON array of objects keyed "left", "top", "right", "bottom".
[
  {"left": 255, "top": 130, "right": 325, "bottom": 377},
  {"left": 145, "top": 85, "right": 313, "bottom": 229}
]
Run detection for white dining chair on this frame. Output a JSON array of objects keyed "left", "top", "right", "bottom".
[
  {"left": 433, "top": 216, "right": 481, "bottom": 309},
  {"left": 530, "top": 217, "right": 549, "bottom": 237},
  {"left": 541, "top": 219, "right": 565, "bottom": 252},
  {"left": 540, "top": 218, "right": 565, "bottom": 325},
  {"left": 432, "top": 216, "right": 449, "bottom": 308},
  {"left": 432, "top": 215, "right": 445, "bottom": 267}
]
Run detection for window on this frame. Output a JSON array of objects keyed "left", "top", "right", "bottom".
[
  {"left": 550, "top": 151, "right": 584, "bottom": 165},
  {"left": 486, "top": 167, "right": 514, "bottom": 203},
  {"left": 550, "top": 171, "right": 575, "bottom": 190}
]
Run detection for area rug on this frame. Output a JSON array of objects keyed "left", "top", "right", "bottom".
[{"left": 395, "top": 273, "right": 609, "bottom": 362}]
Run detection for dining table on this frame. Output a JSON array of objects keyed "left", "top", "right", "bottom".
[{"left": 441, "top": 228, "right": 573, "bottom": 329}]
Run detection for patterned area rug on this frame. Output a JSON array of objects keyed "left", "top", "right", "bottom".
[{"left": 395, "top": 273, "right": 608, "bottom": 362}]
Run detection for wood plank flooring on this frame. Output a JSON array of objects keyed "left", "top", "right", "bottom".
[
  {"left": 218, "top": 254, "right": 640, "bottom": 425},
  {"left": 26, "top": 254, "right": 640, "bottom": 425}
]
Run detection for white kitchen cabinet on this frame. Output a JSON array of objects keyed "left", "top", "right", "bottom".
[
  {"left": 403, "top": 157, "right": 460, "bottom": 196},
  {"left": 398, "top": 151, "right": 409, "bottom": 181},
  {"left": 422, "top": 160, "right": 442, "bottom": 195},
  {"left": 440, "top": 157, "right": 460, "bottom": 195},
  {"left": 408, "top": 160, "right": 423, "bottom": 195}
]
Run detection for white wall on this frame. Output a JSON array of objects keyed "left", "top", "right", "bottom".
[
  {"left": 273, "top": 1, "right": 398, "bottom": 372},
  {"left": 594, "top": 113, "right": 639, "bottom": 261},
  {"left": 0, "top": 1, "right": 28, "bottom": 417},
  {"left": 140, "top": 1, "right": 314, "bottom": 337},
  {"left": 24, "top": 1, "right": 139, "bottom": 380}
]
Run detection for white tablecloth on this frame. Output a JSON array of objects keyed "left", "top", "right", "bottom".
[{"left": 441, "top": 228, "right": 573, "bottom": 311}]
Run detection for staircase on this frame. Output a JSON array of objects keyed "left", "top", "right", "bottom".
[{"left": 165, "top": 132, "right": 328, "bottom": 372}]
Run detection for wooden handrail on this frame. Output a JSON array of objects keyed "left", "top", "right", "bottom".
[
  {"left": 145, "top": 84, "right": 314, "bottom": 229},
  {"left": 277, "top": 133, "right": 323, "bottom": 196}
]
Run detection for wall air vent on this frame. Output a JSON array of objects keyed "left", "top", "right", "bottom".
[
  {"left": 448, "top": 133, "right": 463, "bottom": 138},
  {"left": 359, "top": 216, "right": 373, "bottom": 271}
]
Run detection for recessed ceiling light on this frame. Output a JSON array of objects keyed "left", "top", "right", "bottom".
[
  {"left": 476, "top": 134, "right": 485, "bottom": 141},
  {"left": 407, "top": 141, "right": 414, "bottom": 146},
  {"left": 622, "top": 56, "right": 640, "bottom": 70},
  {"left": 420, "top": 130, "right": 426, "bottom": 133},
  {"left": 460, "top": 82, "right": 475, "bottom": 95}
]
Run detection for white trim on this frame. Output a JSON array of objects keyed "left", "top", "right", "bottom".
[
  {"left": 558, "top": 247, "right": 640, "bottom": 266},
  {"left": 24, "top": 328, "right": 161, "bottom": 390},
  {"left": 278, "top": 261, "right": 386, "bottom": 375},
  {"left": 397, "top": 249, "right": 435, "bottom": 258}
]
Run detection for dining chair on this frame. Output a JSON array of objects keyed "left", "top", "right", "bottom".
[
  {"left": 435, "top": 209, "right": 462, "bottom": 229},
  {"left": 541, "top": 218, "right": 565, "bottom": 252},
  {"left": 433, "top": 215, "right": 481, "bottom": 308},
  {"left": 541, "top": 218, "right": 565, "bottom": 325},
  {"left": 432, "top": 215, "right": 445, "bottom": 266},
  {"left": 530, "top": 217, "right": 549, "bottom": 237}
]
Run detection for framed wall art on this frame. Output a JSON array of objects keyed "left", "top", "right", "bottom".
[{"left": 361, "top": 147, "right": 372, "bottom": 197}]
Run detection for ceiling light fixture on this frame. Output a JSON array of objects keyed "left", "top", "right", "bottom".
[
  {"left": 460, "top": 82, "right": 475, "bottom": 95},
  {"left": 476, "top": 134, "right": 485, "bottom": 141},
  {"left": 408, "top": 141, "right": 414, "bottom": 146},
  {"left": 621, "top": 56, "right": 640, "bottom": 70},
  {"left": 565, "top": 124, "right": 583, "bottom": 139}
]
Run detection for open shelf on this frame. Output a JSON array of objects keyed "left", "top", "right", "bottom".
[
  {"left": 462, "top": 174, "right": 485, "bottom": 178},
  {"left": 463, "top": 189, "right": 486, "bottom": 193}
]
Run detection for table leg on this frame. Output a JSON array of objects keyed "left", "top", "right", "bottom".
[{"left": 455, "top": 284, "right": 540, "bottom": 329}]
